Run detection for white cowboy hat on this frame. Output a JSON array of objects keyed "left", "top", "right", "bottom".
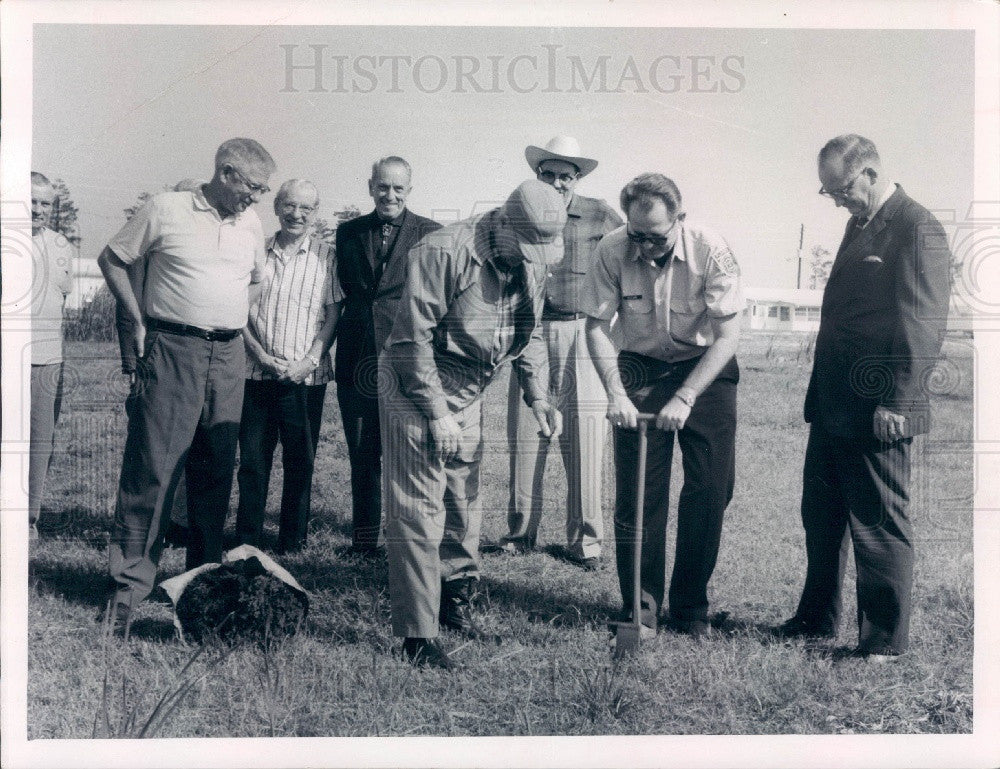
[{"left": 525, "top": 135, "right": 599, "bottom": 178}]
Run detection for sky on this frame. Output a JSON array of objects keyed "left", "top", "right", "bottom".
[{"left": 32, "top": 24, "right": 973, "bottom": 295}]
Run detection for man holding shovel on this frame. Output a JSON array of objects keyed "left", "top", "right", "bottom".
[{"left": 583, "top": 173, "right": 742, "bottom": 642}]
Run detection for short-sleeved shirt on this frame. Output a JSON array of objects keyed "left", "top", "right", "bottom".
[
  {"left": 384, "top": 209, "right": 548, "bottom": 421},
  {"left": 581, "top": 223, "right": 743, "bottom": 363},
  {"left": 246, "top": 233, "right": 341, "bottom": 385},
  {"left": 31, "top": 227, "right": 76, "bottom": 365},
  {"left": 543, "top": 194, "right": 623, "bottom": 318},
  {"left": 108, "top": 188, "right": 265, "bottom": 330}
]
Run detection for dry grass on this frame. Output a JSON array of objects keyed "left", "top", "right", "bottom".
[{"left": 26, "top": 334, "right": 973, "bottom": 737}]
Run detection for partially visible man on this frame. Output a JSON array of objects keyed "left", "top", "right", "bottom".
[
  {"left": 583, "top": 173, "right": 742, "bottom": 639},
  {"left": 335, "top": 157, "right": 441, "bottom": 556},
  {"left": 504, "top": 136, "right": 623, "bottom": 568},
  {"left": 235, "top": 179, "right": 340, "bottom": 553},
  {"left": 98, "top": 138, "right": 275, "bottom": 630},
  {"left": 382, "top": 180, "right": 566, "bottom": 669},
  {"left": 29, "top": 172, "right": 75, "bottom": 538},
  {"left": 777, "top": 135, "right": 951, "bottom": 659}
]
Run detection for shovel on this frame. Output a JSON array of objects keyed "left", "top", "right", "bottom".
[{"left": 611, "top": 413, "right": 656, "bottom": 659}]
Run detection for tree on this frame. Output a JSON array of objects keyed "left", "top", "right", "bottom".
[
  {"left": 50, "top": 178, "right": 82, "bottom": 247},
  {"left": 808, "top": 245, "right": 833, "bottom": 290},
  {"left": 312, "top": 204, "right": 362, "bottom": 248}
]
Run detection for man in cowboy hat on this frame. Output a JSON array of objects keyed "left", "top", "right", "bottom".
[{"left": 502, "top": 136, "right": 623, "bottom": 570}]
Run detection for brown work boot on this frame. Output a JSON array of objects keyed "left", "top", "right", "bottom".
[
  {"left": 439, "top": 577, "right": 501, "bottom": 645},
  {"left": 402, "top": 638, "right": 460, "bottom": 670}
]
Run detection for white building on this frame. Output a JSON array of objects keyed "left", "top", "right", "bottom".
[
  {"left": 743, "top": 286, "right": 824, "bottom": 333},
  {"left": 67, "top": 257, "right": 106, "bottom": 310}
]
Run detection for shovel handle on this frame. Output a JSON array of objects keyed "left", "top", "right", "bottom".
[{"left": 631, "top": 419, "right": 648, "bottom": 633}]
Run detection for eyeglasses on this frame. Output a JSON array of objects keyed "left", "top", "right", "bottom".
[
  {"left": 626, "top": 217, "right": 680, "bottom": 247},
  {"left": 227, "top": 165, "right": 270, "bottom": 196},
  {"left": 280, "top": 203, "right": 316, "bottom": 215},
  {"left": 819, "top": 168, "right": 865, "bottom": 199},
  {"left": 538, "top": 170, "right": 579, "bottom": 185}
]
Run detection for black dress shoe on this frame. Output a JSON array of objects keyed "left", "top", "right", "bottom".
[
  {"left": 402, "top": 638, "right": 460, "bottom": 670},
  {"left": 662, "top": 616, "right": 711, "bottom": 637},
  {"left": 774, "top": 616, "right": 836, "bottom": 640},
  {"left": 439, "top": 577, "right": 501, "bottom": 644}
]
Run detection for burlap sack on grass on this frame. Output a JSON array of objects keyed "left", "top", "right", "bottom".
[{"left": 160, "top": 545, "right": 309, "bottom": 645}]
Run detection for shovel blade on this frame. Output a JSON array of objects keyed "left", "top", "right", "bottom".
[{"left": 611, "top": 622, "right": 642, "bottom": 659}]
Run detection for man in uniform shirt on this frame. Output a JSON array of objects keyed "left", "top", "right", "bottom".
[
  {"left": 335, "top": 157, "right": 441, "bottom": 556},
  {"left": 236, "top": 179, "right": 340, "bottom": 554},
  {"left": 29, "top": 172, "right": 75, "bottom": 539},
  {"left": 503, "top": 136, "right": 623, "bottom": 569},
  {"left": 382, "top": 179, "right": 565, "bottom": 669},
  {"left": 777, "top": 135, "right": 951, "bottom": 659},
  {"left": 583, "top": 172, "right": 742, "bottom": 638},
  {"left": 98, "top": 138, "right": 275, "bottom": 631}
]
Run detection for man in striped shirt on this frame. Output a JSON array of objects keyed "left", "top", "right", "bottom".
[{"left": 236, "top": 179, "right": 341, "bottom": 553}]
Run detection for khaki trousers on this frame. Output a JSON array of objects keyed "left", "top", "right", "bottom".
[
  {"left": 505, "top": 318, "right": 607, "bottom": 559},
  {"left": 381, "top": 383, "right": 483, "bottom": 638}
]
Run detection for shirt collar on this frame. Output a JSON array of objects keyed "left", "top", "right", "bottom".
[
  {"left": 268, "top": 232, "right": 311, "bottom": 259},
  {"left": 191, "top": 185, "right": 214, "bottom": 212},
  {"left": 375, "top": 208, "right": 408, "bottom": 227},
  {"left": 862, "top": 182, "right": 897, "bottom": 225}
]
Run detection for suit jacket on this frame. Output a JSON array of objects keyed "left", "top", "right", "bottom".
[
  {"left": 804, "top": 185, "right": 951, "bottom": 441},
  {"left": 335, "top": 208, "right": 441, "bottom": 390}
]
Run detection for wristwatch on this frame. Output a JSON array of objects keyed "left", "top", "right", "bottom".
[
  {"left": 674, "top": 387, "right": 697, "bottom": 408},
  {"left": 306, "top": 353, "right": 320, "bottom": 368}
]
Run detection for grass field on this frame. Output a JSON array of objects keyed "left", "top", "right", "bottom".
[{"left": 26, "top": 333, "right": 974, "bottom": 738}]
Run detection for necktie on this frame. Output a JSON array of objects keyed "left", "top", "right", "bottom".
[{"left": 380, "top": 223, "right": 393, "bottom": 257}]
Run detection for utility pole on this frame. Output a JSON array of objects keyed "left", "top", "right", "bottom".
[{"left": 795, "top": 223, "right": 804, "bottom": 289}]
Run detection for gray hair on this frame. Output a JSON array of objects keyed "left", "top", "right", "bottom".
[
  {"left": 370, "top": 156, "right": 412, "bottom": 181},
  {"left": 215, "top": 138, "right": 276, "bottom": 175},
  {"left": 818, "top": 134, "right": 881, "bottom": 173},
  {"left": 274, "top": 179, "right": 319, "bottom": 208}
]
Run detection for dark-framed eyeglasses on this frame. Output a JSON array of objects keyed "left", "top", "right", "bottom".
[
  {"left": 626, "top": 217, "right": 679, "bottom": 247},
  {"left": 227, "top": 165, "right": 270, "bottom": 196},
  {"left": 819, "top": 168, "right": 865, "bottom": 199},
  {"left": 538, "top": 170, "right": 579, "bottom": 185}
]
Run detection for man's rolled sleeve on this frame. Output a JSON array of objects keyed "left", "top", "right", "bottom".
[
  {"left": 580, "top": 238, "right": 621, "bottom": 321},
  {"left": 108, "top": 201, "right": 158, "bottom": 266},
  {"left": 703, "top": 242, "right": 744, "bottom": 317},
  {"left": 384, "top": 243, "right": 454, "bottom": 421}
]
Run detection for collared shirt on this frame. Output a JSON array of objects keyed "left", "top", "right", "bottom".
[
  {"left": 108, "top": 187, "right": 265, "bottom": 330},
  {"left": 859, "top": 181, "right": 898, "bottom": 228},
  {"left": 246, "top": 233, "right": 341, "bottom": 385},
  {"left": 543, "top": 194, "right": 623, "bottom": 318},
  {"left": 31, "top": 227, "right": 75, "bottom": 365},
  {"left": 581, "top": 223, "right": 743, "bottom": 362},
  {"left": 384, "top": 208, "right": 548, "bottom": 420}
]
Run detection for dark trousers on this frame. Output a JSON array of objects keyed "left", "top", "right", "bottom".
[
  {"left": 109, "top": 331, "right": 244, "bottom": 609},
  {"left": 794, "top": 424, "right": 913, "bottom": 654},
  {"left": 337, "top": 384, "right": 382, "bottom": 549},
  {"left": 613, "top": 352, "right": 738, "bottom": 625},
  {"left": 235, "top": 379, "right": 327, "bottom": 552}
]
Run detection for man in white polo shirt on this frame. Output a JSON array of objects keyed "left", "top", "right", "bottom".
[
  {"left": 235, "top": 179, "right": 341, "bottom": 554},
  {"left": 98, "top": 138, "right": 275, "bottom": 632}
]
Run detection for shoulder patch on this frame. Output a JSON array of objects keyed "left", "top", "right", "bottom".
[{"left": 711, "top": 248, "right": 740, "bottom": 277}]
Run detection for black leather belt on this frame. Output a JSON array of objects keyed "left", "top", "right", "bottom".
[
  {"left": 147, "top": 318, "right": 241, "bottom": 342},
  {"left": 542, "top": 312, "right": 587, "bottom": 322}
]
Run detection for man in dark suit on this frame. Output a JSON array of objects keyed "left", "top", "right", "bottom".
[
  {"left": 335, "top": 156, "right": 441, "bottom": 556},
  {"left": 778, "top": 134, "right": 951, "bottom": 659}
]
